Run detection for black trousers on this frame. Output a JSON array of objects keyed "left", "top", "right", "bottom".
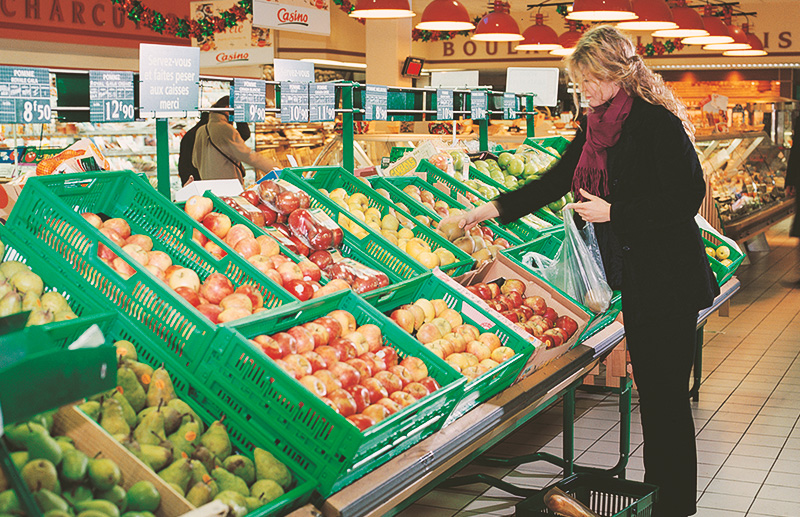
[{"left": 622, "top": 300, "right": 699, "bottom": 517}]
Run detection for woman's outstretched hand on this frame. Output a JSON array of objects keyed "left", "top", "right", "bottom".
[
  {"left": 566, "top": 189, "right": 611, "bottom": 223},
  {"left": 437, "top": 202, "right": 500, "bottom": 232}
]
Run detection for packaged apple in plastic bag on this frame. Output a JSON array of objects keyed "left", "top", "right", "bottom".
[
  {"left": 287, "top": 207, "right": 345, "bottom": 251},
  {"left": 428, "top": 152, "right": 456, "bottom": 176},
  {"left": 324, "top": 258, "right": 390, "bottom": 294},
  {"left": 257, "top": 179, "right": 311, "bottom": 215},
  {"left": 219, "top": 196, "right": 266, "bottom": 227}
]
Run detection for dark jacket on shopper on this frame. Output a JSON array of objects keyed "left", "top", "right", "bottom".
[
  {"left": 497, "top": 96, "right": 720, "bottom": 315},
  {"left": 786, "top": 115, "right": 800, "bottom": 237}
]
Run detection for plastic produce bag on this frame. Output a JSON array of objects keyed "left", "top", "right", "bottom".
[{"left": 523, "top": 208, "right": 613, "bottom": 313}]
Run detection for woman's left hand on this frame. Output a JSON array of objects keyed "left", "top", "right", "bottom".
[{"left": 565, "top": 189, "right": 611, "bottom": 223}]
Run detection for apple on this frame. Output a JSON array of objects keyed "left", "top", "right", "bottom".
[
  {"left": 501, "top": 278, "right": 526, "bottom": 296},
  {"left": 202, "top": 212, "right": 232, "bottom": 239},
  {"left": 299, "top": 375, "right": 327, "bottom": 397},
  {"left": 505, "top": 291, "right": 524, "bottom": 309},
  {"left": 491, "top": 346, "right": 515, "bottom": 363},
  {"left": 376, "top": 346, "right": 398, "bottom": 368},
  {"left": 360, "top": 377, "right": 389, "bottom": 404},
  {"left": 203, "top": 240, "right": 227, "bottom": 260},
  {"left": 309, "top": 250, "right": 334, "bottom": 270},
  {"left": 400, "top": 357, "right": 428, "bottom": 382},
  {"left": 377, "top": 397, "right": 403, "bottom": 415},
  {"left": 121, "top": 243, "right": 148, "bottom": 266},
  {"left": 328, "top": 310, "right": 357, "bottom": 334},
  {"left": 542, "top": 307, "right": 558, "bottom": 325},
  {"left": 388, "top": 365, "right": 414, "bottom": 387},
  {"left": 555, "top": 315, "right": 579, "bottom": 338},
  {"left": 330, "top": 338, "right": 358, "bottom": 363},
  {"left": 276, "top": 191, "right": 300, "bottom": 214},
  {"left": 311, "top": 278, "right": 350, "bottom": 299},
  {"left": 302, "top": 322, "right": 330, "bottom": 348},
  {"left": 501, "top": 310, "right": 521, "bottom": 323},
  {"left": 346, "top": 358, "right": 373, "bottom": 380},
  {"left": 174, "top": 286, "right": 201, "bottom": 307},
  {"left": 315, "top": 345, "right": 340, "bottom": 365},
  {"left": 225, "top": 224, "right": 255, "bottom": 247},
  {"left": 196, "top": 303, "right": 223, "bottom": 324},
  {"left": 102, "top": 218, "right": 131, "bottom": 240},
  {"left": 168, "top": 267, "right": 201, "bottom": 292},
  {"left": 357, "top": 324, "right": 383, "bottom": 353},
  {"left": 517, "top": 304, "right": 534, "bottom": 320},
  {"left": 524, "top": 296, "right": 547, "bottom": 316},
  {"left": 373, "top": 370, "right": 403, "bottom": 394},
  {"left": 255, "top": 235, "right": 280, "bottom": 258},
  {"left": 297, "top": 260, "right": 322, "bottom": 282},
  {"left": 466, "top": 341, "right": 492, "bottom": 362},
  {"left": 419, "top": 376, "right": 440, "bottom": 393},
  {"left": 98, "top": 227, "right": 124, "bottom": 261},
  {"left": 328, "top": 388, "right": 357, "bottom": 417},
  {"left": 347, "top": 414, "right": 375, "bottom": 431},
  {"left": 125, "top": 234, "right": 153, "bottom": 252},
  {"left": 277, "top": 262, "right": 303, "bottom": 286},
  {"left": 478, "top": 333, "right": 502, "bottom": 352},
  {"left": 390, "top": 309, "right": 414, "bottom": 334},
  {"left": 284, "top": 354, "right": 313, "bottom": 377},
  {"left": 342, "top": 331, "right": 368, "bottom": 357},
  {"left": 248, "top": 255, "right": 273, "bottom": 275},
  {"left": 319, "top": 397, "right": 338, "bottom": 413},
  {"left": 403, "top": 382, "right": 430, "bottom": 400},
  {"left": 486, "top": 282, "right": 501, "bottom": 299},
  {"left": 389, "top": 391, "right": 416, "bottom": 408},
  {"left": 112, "top": 257, "right": 136, "bottom": 279},
  {"left": 272, "top": 332, "right": 298, "bottom": 356},
  {"left": 192, "top": 228, "right": 208, "bottom": 247},
  {"left": 303, "top": 351, "right": 328, "bottom": 372},
  {"left": 185, "top": 196, "right": 214, "bottom": 221},
  {"left": 217, "top": 307, "right": 251, "bottom": 323},
  {"left": 234, "top": 237, "right": 261, "bottom": 259},
  {"left": 472, "top": 283, "right": 492, "bottom": 300},
  {"left": 284, "top": 279, "right": 314, "bottom": 302},
  {"left": 241, "top": 190, "right": 261, "bottom": 206},
  {"left": 234, "top": 285, "right": 264, "bottom": 310},
  {"left": 286, "top": 326, "right": 315, "bottom": 354},
  {"left": 345, "top": 384, "right": 371, "bottom": 413},
  {"left": 313, "top": 369, "right": 342, "bottom": 394},
  {"left": 360, "top": 352, "right": 386, "bottom": 374},
  {"left": 362, "top": 403, "right": 391, "bottom": 424},
  {"left": 146, "top": 250, "right": 172, "bottom": 271},
  {"left": 548, "top": 327, "right": 570, "bottom": 343},
  {"left": 265, "top": 269, "right": 283, "bottom": 287},
  {"left": 220, "top": 293, "right": 253, "bottom": 313},
  {"left": 454, "top": 324, "right": 481, "bottom": 343},
  {"left": 200, "top": 273, "right": 235, "bottom": 304},
  {"left": 82, "top": 212, "right": 103, "bottom": 228},
  {"left": 146, "top": 265, "right": 166, "bottom": 279},
  {"left": 254, "top": 335, "right": 286, "bottom": 359},
  {"left": 259, "top": 180, "right": 281, "bottom": 204}
]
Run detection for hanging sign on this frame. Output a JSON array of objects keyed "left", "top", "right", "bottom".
[
  {"left": 280, "top": 82, "right": 309, "bottom": 123},
  {"left": 274, "top": 59, "right": 315, "bottom": 83},
  {"left": 471, "top": 90, "right": 487, "bottom": 120},
  {"left": 437, "top": 89, "right": 454, "bottom": 120},
  {"left": 191, "top": 0, "right": 274, "bottom": 68},
  {"left": 503, "top": 92, "right": 517, "bottom": 120},
  {"left": 505, "top": 68, "right": 559, "bottom": 107},
  {"left": 139, "top": 44, "right": 200, "bottom": 118},
  {"left": 253, "top": 0, "right": 331, "bottom": 36},
  {"left": 232, "top": 78, "right": 266, "bottom": 123},
  {"left": 309, "top": 83, "right": 336, "bottom": 122},
  {"left": 89, "top": 71, "right": 135, "bottom": 123},
  {"left": 0, "top": 66, "right": 51, "bottom": 124},
  {"left": 365, "top": 85, "right": 388, "bottom": 121}
]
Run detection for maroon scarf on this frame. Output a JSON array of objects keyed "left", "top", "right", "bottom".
[{"left": 572, "top": 88, "right": 634, "bottom": 200}]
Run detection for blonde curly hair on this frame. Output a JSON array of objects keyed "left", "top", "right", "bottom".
[{"left": 566, "top": 25, "right": 695, "bottom": 142}]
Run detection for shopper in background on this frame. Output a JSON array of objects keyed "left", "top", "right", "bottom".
[
  {"left": 786, "top": 115, "right": 799, "bottom": 240},
  {"left": 440, "top": 26, "right": 718, "bottom": 517},
  {"left": 191, "top": 96, "right": 278, "bottom": 185}
]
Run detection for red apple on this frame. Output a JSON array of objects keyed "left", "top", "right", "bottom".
[
  {"left": 472, "top": 283, "right": 492, "bottom": 300},
  {"left": 328, "top": 310, "right": 357, "bottom": 334},
  {"left": 275, "top": 191, "right": 300, "bottom": 214},
  {"left": 284, "top": 354, "right": 313, "bottom": 377},
  {"left": 255, "top": 235, "right": 281, "bottom": 258},
  {"left": 501, "top": 278, "right": 526, "bottom": 296},
  {"left": 297, "top": 260, "right": 322, "bottom": 282},
  {"left": 125, "top": 234, "right": 153, "bottom": 252},
  {"left": 287, "top": 326, "right": 315, "bottom": 354},
  {"left": 419, "top": 376, "right": 440, "bottom": 393},
  {"left": 277, "top": 261, "right": 303, "bottom": 285},
  {"left": 315, "top": 345, "right": 340, "bottom": 365},
  {"left": 388, "top": 365, "right": 413, "bottom": 388},
  {"left": 146, "top": 250, "right": 172, "bottom": 271},
  {"left": 200, "top": 273, "right": 235, "bottom": 304},
  {"left": 524, "top": 296, "right": 547, "bottom": 316},
  {"left": 192, "top": 228, "right": 208, "bottom": 247},
  {"left": 265, "top": 269, "right": 283, "bottom": 287},
  {"left": 313, "top": 369, "right": 342, "bottom": 394},
  {"left": 98, "top": 227, "right": 124, "bottom": 261},
  {"left": 234, "top": 237, "right": 261, "bottom": 259},
  {"left": 82, "top": 212, "right": 103, "bottom": 228},
  {"left": 217, "top": 307, "right": 251, "bottom": 323},
  {"left": 555, "top": 315, "right": 578, "bottom": 338},
  {"left": 377, "top": 397, "right": 403, "bottom": 415},
  {"left": 319, "top": 397, "right": 338, "bottom": 413},
  {"left": 234, "top": 285, "right": 264, "bottom": 310},
  {"left": 400, "top": 357, "right": 429, "bottom": 382},
  {"left": 220, "top": 293, "right": 253, "bottom": 313},
  {"left": 302, "top": 322, "right": 330, "bottom": 348},
  {"left": 357, "top": 324, "right": 383, "bottom": 353},
  {"left": 375, "top": 346, "right": 398, "bottom": 368},
  {"left": 345, "top": 384, "right": 371, "bottom": 413},
  {"left": 403, "top": 382, "right": 430, "bottom": 400},
  {"left": 302, "top": 351, "right": 328, "bottom": 372},
  {"left": 540, "top": 330, "right": 564, "bottom": 349},
  {"left": 185, "top": 196, "right": 214, "bottom": 221},
  {"left": 111, "top": 257, "right": 136, "bottom": 279},
  {"left": 373, "top": 370, "right": 403, "bottom": 394},
  {"left": 347, "top": 414, "right": 375, "bottom": 431},
  {"left": 299, "top": 375, "right": 327, "bottom": 397},
  {"left": 362, "top": 403, "right": 390, "bottom": 424},
  {"left": 309, "top": 250, "right": 334, "bottom": 270},
  {"left": 517, "top": 304, "right": 534, "bottom": 320},
  {"left": 254, "top": 335, "right": 286, "bottom": 359},
  {"left": 174, "top": 286, "right": 201, "bottom": 307},
  {"left": 102, "top": 218, "right": 131, "bottom": 240},
  {"left": 542, "top": 307, "right": 558, "bottom": 325},
  {"left": 346, "top": 358, "right": 372, "bottom": 380},
  {"left": 240, "top": 190, "right": 261, "bottom": 207},
  {"left": 315, "top": 316, "right": 342, "bottom": 341},
  {"left": 329, "top": 361, "right": 361, "bottom": 389},
  {"left": 203, "top": 240, "right": 227, "bottom": 260},
  {"left": 548, "top": 326, "right": 570, "bottom": 343},
  {"left": 271, "top": 332, "right": 298, "bottom": 356},
  {"left": 327, "top": 388, "right": 357, "bottom": 417},
  {"left": 168, "top": 268, "right": 201, "bottom": 292},
  {"left": 225, "top": 224, "right": 255, "bottom": 247},
  {"left": 486, "top": 282, "right": 501, "bottom": 299},
  {"left": 196, "top": 303, "right": 223, "bottom": 324},
  {"left": 360, "top": 377, "right": 389, "bottom": 404},
  {"left": 342, "top": 331, "right": 368, "bottom": 357},
  {"left": 284, "top": 279, "right": 314, "bottom": 302},
  {"left": 505, "top": 291, "right": 524, "bottom": 309},
  {"left": 202, "top": 212, "right": 232, "bottom": 239},
  {"left": 389, "top": 391, "right": 416, "bottom": 408}
]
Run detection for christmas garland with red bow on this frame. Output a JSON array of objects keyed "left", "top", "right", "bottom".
[{"left": 109, "top": 0, "right": 251, "bottom": 39}]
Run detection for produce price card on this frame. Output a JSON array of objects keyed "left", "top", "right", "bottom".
[
  {"left": 89, "top": 71, "right": 135, "bottom": 123},
  {"left": 280, "top": 82, "right": 309, "bottom": 123},
  {"left": 0, "top": 66, "right": 51, "bottom": 124},
  {"left": 436, "top": 88, "right": 454, "bottom": 120},
  {"left": 309, "top": 83, "right": 336, "bottom": 122},
  {"left": 503, "top": 92, "right": 517, "bottom": 120},
  {"left": 471, "top": 91, "right": 487, "bottom": 120},
  {"left": 364, "top": 84, "right": 388, "bottom": 121},
  {"left": 232, "top": 78, "right": 266, "bottom": 123}
]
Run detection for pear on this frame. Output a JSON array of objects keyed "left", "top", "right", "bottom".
[
  {"left": 200, "top": 421, "right": 231, "bottom": 461},
  {"left": 23, "top": 425, "right": 63, "bottom": 466},
  {"left": 125, "top": 361, "right": 154, "bottom": 388},
  {"left": 34, "top": 489, "right": 70, "bottom": 514},
  {"left": 167, "top": 399, "right": 205, "bottom": 433},
  {"left": 30, "top": 410, "right": 56, "bottom": 433},
  {"left": 168, "top": 418, "right": 201, "bottom": 458},
  {"left": 0, "top": 260, "right": 29, "bottom": 279},
  {"left": 250, "top": 479, "right": 284, "bottom": 504},
  {"left": 78, "top": 400, "right": 102, "bottom": 421},
  {"left": 0, "top": 468, "right": 6, "bottom": 493},
  {"left": 245, "top": 496, "right": 261, "bottom": 513},
  {"left": 41, "top": 291, "right": 71, "bottom": 313},
  {"left": 26, "top": 309, "right": 55, "bottom": 327},
  {"left": 211, "top": 468, "right": 249, "bottom": 497},
  {"left": 63, "top": 485, "right": 93, "bottom": 506},
  {"left": 0, "top": 291, "right": 22, "bottom": 317},
  {"left": 213, "top": 491, "right": 248, "bottom": 517},
  {"left": 114, "top": 340, "right": 138, "bottom": 361},
  {"left": 9, "top": 451, "right": 29, "bottom": 471},
  {"left": 138, "top": 445, "right": 172, "bottom": 472},
  {"left": 137, "top": 405, "right": 180, "bottom": 435},
  {"left": 21, "top": 290, "right": 42, "bottom": 311},
  {"left": 189, "top": 460, "right": 213, "bottom": 488},
  {"left": 60, "top": 449, "right": 89, "bottom": 483},
  {"left": 185, "top": 481, "right": 215, "bottom": 507},
  {"left": 157, "top": 458, "right": 192, "bottom": 495},
  {"left": 133, "top": 407, "right": 166, "bottom": 446},
  {"left": 112, "top": 391, "right": 138, "bottom": 429},
  {"left": 254, "top": 448, "right": 292, "bottom": 489},
  {"left": 223, "top": 455, "right": 255, "bottom": 486},
  {"left": 0, "top": 281, "right": 13, "bottom": 301},
  {"left": 55, "top": 437, "right": 75, "bottom": 454},
  {"left": 145, "top": 367, "right": 175, "bottom": 408},
  {"left": 0, "top": 490, "right": 22, "bottom": 516},
  {"left": 192, "top": 446, "right": 220, "bottom": 473},
  {"left": 96, "top": 485, "right": 128, "bottom": 512},
  {"left": 87, "top": 458, "right": 122, "bottom": 491},
  {"left": 74, "top": 499, "right": 121, "bottom": 517},
  {"left": 117, "top": 367, "right": 146, "bottom": 413},
  {"left": 9, "top": 270, "right": 44, "bottom": 297},
  {"left": 54, "top": 309, "right": 78, "bottom": 321},
  {"left": 125, "top": 481, "right": 161, "bottom": 513},
  {"left": 21, "top": 459, "right": 59, "bottom": 493},
  {"left": 100, "top": 398, "right": 131, "bottom": 437}
]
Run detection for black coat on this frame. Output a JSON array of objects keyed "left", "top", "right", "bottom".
[
  {"left": 497, "top": 97, "right": 720, "bottom": 315},
  {"left": 786, "top": 115, "right": 800, "bottom": 237}
]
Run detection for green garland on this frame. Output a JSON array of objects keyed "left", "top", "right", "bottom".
[{"left": 109, "top": 0, "right": 251, "bottom": 38}]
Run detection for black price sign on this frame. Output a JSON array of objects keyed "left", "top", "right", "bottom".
[
  {"left": 503, "top": 92, "right": 517, "bottom": 120},
  {"left": 365, "top": 84, "right": 388, "bottom": 121},
  {"left": 471, "top": 91, "right": 487, "bottom": 120},
  {"left": 90, "top": 70, "right": 135, "bottom": 122},
  {"left": 0, "top": 66, "right": 51, "bottom": 124},
  {"left": 309, "top": 83, "right": 336, "bottom": 122},
  {"left": 280, "top": 82, "right": 309, "bottom": 123},
  {"left": 437, "top": 88, "right": 454, "bottom": 120},
  {"left": 232, "top": 78, "right": 266, "bottom": 123}
]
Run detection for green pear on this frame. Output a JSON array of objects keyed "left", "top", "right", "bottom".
[
  {"left": 97, "top": 485, "right": 128, "bottom": 512},
  {"left": 21, "top": 459, "right": 59, "bottom": 493},
  {"left": 114, "top": 340, "right": 137, "bottom": 362},
  {"left": 3, "top": 422, "right": 43, "bottom": 449},
  {"left": 77, "top": 511, "right": 113, "bottom": 517},
  {"left": 60, "top": 448, "right": 89, "bottom": 483},
  {"left": 34, "top": 489, "right": 70, "bottom": 514},
  {"left": 223, "top": 455, "right": 255, "bottom": 486},
  {"left": 0, "top": 261, "right": 29, "bottom": 279},
  {"left": 0, "top": 282, "right": 12, "bottom": 301},
  {"left": 125, "top": 481, "right": 160, "bottom": 513},
  {"left": 139, "top": 445, "right": 172, "bottom": 472},
  {"left": 185, "top": 481, "right": 214, "bottom": 507},
  {"left": 75, "top": 499, "right": 121, "bottom": 517},
  {"left": 117, "top": 367, "right": 146, "bottom": 413},
  {"left": 133, "top": 408, "right": 166, "bottom": 446},
  {"left": 24, "top": 426, "right": 63, "bottom": 466},
  {"left": 100, "top": 398, "right": 130, "bottom": 437},
  {"left": 189, "top": 460, "right": 215, "bottom": 491},
  {"left": 157, "top": 458, "right": 192, "bottom": 494},
  {"left": 26, "top": 309, "right": 55, "bottom": 327},
  {"left": 245, "top": 496, "right": 261, "bottom": 513},
  {"left": 112, "top": 391, "right": 138, "bottom": 429},
  {"left": 210, "top": 468, "right": 248, "bottom": 497},
  {"left": 54, "top": 309, "right": 77, "bottom": 322},
  {"left": 191, "top": 446, "right": 220, "bottom": 473},
  {"left": 21, "top": 290, "right": 41, "bottom": 311},
  {"left": 87, "top": 458, "right": 122, "bottom": 491},
  {"left": 55, "top": 437, "right": 75, "bottom": 454},
  {"left": 0, "top": 468, "right": 6, "bottom": 493},
  {"left": 44, "top": 510, "right": 72, "bottom": 517},
  {"left": 139, "top": 406, "right": 181, "bottom": 435},
  {"left": 40, "top": 291, "right": 71, "bottom": 314},
  {"left": 250, "top": 479, "right": 284, "bottom": 504},
  {"left": 120, "top": 513, "right": 156, "bottom": 517},
  {"left": 213, "top": 491, "right": 248, "bottom": 517},
  {"left": 166, "top": 399, "right": 205, "bottom": 433},
  {"left": 0, "top": 490, "right": 22, "bottom": 516},
  {"left": 78, "top": 400, "right": 101, "bottom": 421},
  {"left": 200, "top": 421, "right": 231, "bottom": 461},
  {"left": 145, "top": 368, "right": 175, "bottom": 408},
  {"left": 0, "top": 291, "right": 22, "bottom": 317},
  {"left": 9, "top": 270, "right": 44, "bottom": 297},
  {"left": 168, "top": 418, "right": 201, "bottom": 458},
  {"left": 254, "top": 448, "right": 291, "bottom": 489},
  {"left": 9, "top": 451, "right": 28, "bottom": 472},
  {"left": 62, "top": 485, "right": 93, "bottom": 506},
  {"left": 125, "top": 361, "right": 154, "bottom": 388}
]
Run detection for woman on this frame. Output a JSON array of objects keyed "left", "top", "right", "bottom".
[
  {"left": 444, "top": 26, "right": 719, "bottom": 516},
  {"left": 786, "top": 115, "right": 799, "bottom": 240},
  {"left": 192, "top": 96, "right": 279, "bottom": 185}
]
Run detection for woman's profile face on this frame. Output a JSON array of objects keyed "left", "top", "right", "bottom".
[{"left": 580, "top": 72, "right": 620, "bottom": 108}]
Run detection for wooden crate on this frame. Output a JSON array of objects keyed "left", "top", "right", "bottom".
[{"left": 53, "top": 405, "right": 193, "bottom": 517}]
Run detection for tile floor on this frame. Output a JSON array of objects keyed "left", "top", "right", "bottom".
[{"left": 398, "top": 219, "right": 800, "bottom": 516}]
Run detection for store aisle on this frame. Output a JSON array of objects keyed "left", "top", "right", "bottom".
[{"left": 399, "top": 219, "right": 800, "bottom": 517}]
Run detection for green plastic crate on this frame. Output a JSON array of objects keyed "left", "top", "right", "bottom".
[
  {"left": 524, "top": 135, "right": 571, "bottom": 156},
  {"left": 275, "top": 169, "right": 428, "bottom": 282},
  {"left": 701, "top": 230, "right": 744, "bottom": 286},
  {"left": 100, "top": 315, "right": 317, "bottom": 517},
  {"left": 362, "top": 272, "right": 536, "bottom": 421},
  {"left": 287, "top": 167, "right": 475, "bottom": 276},
  {"left": 197, "top": 290, "right": 467, "bottom": 496},
  {"left": 515, "top": 474, "right": 657, "bottom": 516},
  {"left": 6, "top": 171, "right": 295, "bottom": 375}
]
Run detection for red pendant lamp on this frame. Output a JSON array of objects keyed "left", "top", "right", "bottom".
[
  {"left": 704, "top": 19, "right": 751, "bottom": 51},
  {"left": 652, "top": 0, "right": 708, "bottom": 38},
  {"left": 349, "top": 0, "right": 415, "bottom": 19},
  {"left": 472, "top": 1, "right": 524, "bottom": 42},
  {"left": 550, "top": 21, "right": 583, "bottom": 55},
  {"left": 681, "top": 5, "right": 734, "bottom": 45},
  {"left": 516, "top": 13, "right": 562, "bottom": 51},
  {"left": 567, "top": 0, "right": 638, "bottom": 22},
  {"left": 416, "top": 0, "right": 475, "bottom": 30},
  {"left": 724, "top": 23, "right": 767, "bottom": 56},
  {"left": 617, "top": 0, "right": 677, "bottom": 31}
]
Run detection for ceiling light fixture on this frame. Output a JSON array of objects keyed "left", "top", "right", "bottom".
[
  {"left": 651, "top": 0, "right": 707, "bottom": 38},
  {"left": 349, "top": 0, "right": 415, "bottom": 19},
  {"left": 617, "top": 0, "right": 677, "bottom": 31},
  {"left": 416, "top": 0, "right": 475, "bottom": 30},
  {"left": 472, "top": 1, "right": 524, "bottom": 42},
  {"left": 724, "top": 23, "right": 767, "bottom": 56},
  {"left": 517, "top": 13, "right": 563, "bottom": 51},
  {"left": 550, "top": 21, "right": 583, "bottom": 56},
  {"left": 567, "top": 0, "right": 638, "bottom": 22},
  {"left": 703, "top": 19, "right": 751, "bottom": 51},
  {"left": 681, "top": 5, "right": 734, "bottom": 45}
]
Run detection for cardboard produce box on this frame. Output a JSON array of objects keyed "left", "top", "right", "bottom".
[{"left": 455, "top": 254, "right": 592, "bottom": 378}]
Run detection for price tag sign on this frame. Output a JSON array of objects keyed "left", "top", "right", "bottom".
[
  {"left": 89, "top": 71, "right": 135, "bottom": 122},
  {"left": 280, "top": 82, "right": 309, "bottom": 123},
  {"left": 0, "top": 66, "right": 51, "bottom": 124},
  {"left": 232, "top": 78, "right": 266, "bottom": 123},
  {"left": 309, "top": 83, "right": 336, "bottom": 122},
  {"left": 437, "top": 88, "right": 454, "bottom": 120},
  {"left": 365, "top": 84, "right": 388, "bottom": 121},
  {"left": 471, "top": 90, "right": 487, "bottom": 120},
  {"left": 503, "top": 92, "right": 517, "bottom": 120}
]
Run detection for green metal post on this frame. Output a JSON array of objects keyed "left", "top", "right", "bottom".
[
  {"left": 479, "top": 118, "right": 489, "bottom": 152},
  {"left": 156, "top": 118, "right": 170, "bottom": 198},
  {"left": 342, "top": 83, "right": 355, "bottom": 172},
  {"left": 526, "top": 95, "right": 535, "bottom": 139}
]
